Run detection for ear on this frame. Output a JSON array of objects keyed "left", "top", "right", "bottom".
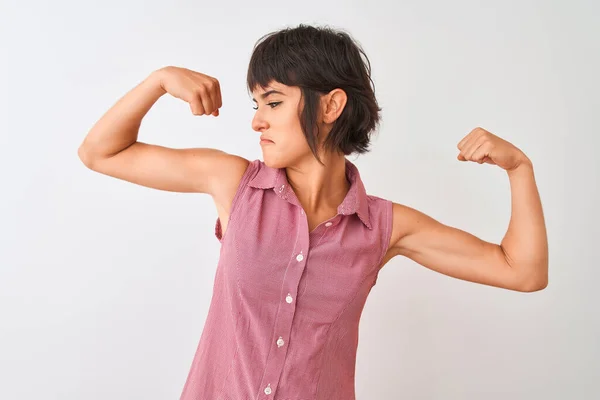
[{"left": 321, "top": 88, "right": 347, "bottom": 124}]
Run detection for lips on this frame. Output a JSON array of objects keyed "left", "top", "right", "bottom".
[{"left": 260, "top": 136, "right": 274, "bottom": 143}]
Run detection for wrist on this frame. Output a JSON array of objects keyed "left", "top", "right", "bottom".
[
  {"left": 507, "top": 154, "right": 533, "bottom": 177},
  {"left": 149, "top": 68, "right": 168, "bottom": 94}
]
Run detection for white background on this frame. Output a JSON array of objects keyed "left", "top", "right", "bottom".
[{"left": 1, "top": 0, "right": 598, "bottom": 398}]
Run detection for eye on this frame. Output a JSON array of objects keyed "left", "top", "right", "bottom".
[{"left": 253, "top": 102, "right": 281, "bottom": 110}]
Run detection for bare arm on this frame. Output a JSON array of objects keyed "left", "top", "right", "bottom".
[
  {"left": 78, "top": 70, "right": 168, "bottom": 162},
  {"left": 390, "top": 128, "right": 548, "bottom": 292},
  {"left": 500, "top": 159, "right": 548, "bottom": 288},
  {"left": 77, "top": 66, "right": 248, "bottom": 195}
]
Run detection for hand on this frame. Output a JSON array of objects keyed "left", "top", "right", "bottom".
[
  {"left": 154, "top": 66, "right": 222, "bottom": 116},
  {"left": 457, "top": 127, "right": 529, "bottom": 171}
]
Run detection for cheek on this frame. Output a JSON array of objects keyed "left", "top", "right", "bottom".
[
  {"left": 276, "top": 123, "right": 307, "bottom": 149},
  {"left": 287, "top": 132, "right": 312, "bottom": 155}
]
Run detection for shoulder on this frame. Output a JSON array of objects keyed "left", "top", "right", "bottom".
[
  {"left": 210, "top": 156, "right": 259, "bottom": 217},
  {"left": 387, "top": 201, "right": 442, "bottom": 256},
  {"left": 365, "top": 197, "right": 428, "bottom": 256},
  {"left": 362, "top": 194, "right": 395, "bottom": 243},
  {"left": 210, "top": 154, "right": 252, "bottom": 197},
  {"left": 364, "top": 194, "right": 394, "bottom": 220}
]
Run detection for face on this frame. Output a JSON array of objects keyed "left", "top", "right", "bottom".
[{"left": 251, "top": 81, "right": 320, "bottom": 169}]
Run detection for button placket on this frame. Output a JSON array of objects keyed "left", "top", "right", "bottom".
[{"left": 258, "top": 206, "right": 309, "bottom": 399}]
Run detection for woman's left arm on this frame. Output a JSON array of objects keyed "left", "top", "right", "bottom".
[{"left": 390, "top": 127, "right": 548, "bottom": 292}]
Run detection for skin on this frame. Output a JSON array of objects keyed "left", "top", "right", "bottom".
[
  {"left": 251, "top": 82, "right": 351, "bottom": 234},
  {"left": 249, "top": 81, "right": 549, "bottom": 293},
  {"left": 78, "top": 68, "right": 548, "bottom": 294}
]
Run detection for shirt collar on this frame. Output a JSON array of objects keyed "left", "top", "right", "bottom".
[{"left": 248, "top": 158, "right": 372, "bottom": 230}]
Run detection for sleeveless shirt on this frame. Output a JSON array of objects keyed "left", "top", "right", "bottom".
[{"left": 179, "top": 157, "right": 393, "bottom": 400}]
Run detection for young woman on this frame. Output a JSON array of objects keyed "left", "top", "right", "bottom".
[{"left": 78, "top": 24, "right": 548, "bottom": 400}]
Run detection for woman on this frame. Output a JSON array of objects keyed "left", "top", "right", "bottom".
[{"left": 78, "top": 24, "right": 548, "bottom": 400}]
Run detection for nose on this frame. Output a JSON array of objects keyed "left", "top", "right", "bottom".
[{"left": 252, "top": 111, "right": 269, "bottom": 132}]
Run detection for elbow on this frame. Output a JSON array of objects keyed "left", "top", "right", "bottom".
[
  {"left": 518, "top": 268, "right": 549, "bottom": 293},
  {"left": 506, "top": 250, "right": 549, "bottom": 293},
  {"left": 77, "top": 145, "right": 90, "bottom": 167},
  {"left": 520, "top": 278, "right": 548, "bottom": 292},
  {"left": 78, "top": 144, "right": 96, "bottom": 170}
]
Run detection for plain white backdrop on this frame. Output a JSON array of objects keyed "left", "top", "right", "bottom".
[{"left": 1, "top": 0, "right": 598, "bottom": 399}]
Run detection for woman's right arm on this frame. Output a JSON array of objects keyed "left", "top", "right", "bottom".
[{"left": 77, "top": 66, "right": 249, "bottom": 195}]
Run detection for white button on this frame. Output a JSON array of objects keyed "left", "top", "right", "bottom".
[
  {"left": 277, "top": 336, "right": 284, "bottom": 347},
  {"left": 264, "top": 384, "right": 272, "bottom": 395},
  {"left": 279, "top": 184, "right": 285, "bottom": 193},
  {"left": 286, "top": 294, "right": 293, "bottom": 303},
  {"left": 296, "top": 254, "right": 304, "bottom": 262},
  {"left": 301, "top": 210, "right": 304, "bottom": 215},
  {"left": 325, "top": 222, "right": 332, "bottom": 227}
]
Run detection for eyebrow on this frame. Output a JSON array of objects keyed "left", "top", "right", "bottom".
[{"left": 252, "top": 90, "right": 286, "bottom": 103}]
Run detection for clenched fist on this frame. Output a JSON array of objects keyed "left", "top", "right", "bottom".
[
  {"left": 457, "top": 127, "right": 529, "bottom": 171},
  {"left": 155, "top": 66, "right": 222, "bottom": 117}
]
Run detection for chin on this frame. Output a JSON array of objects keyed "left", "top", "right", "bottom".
[
  {"left": 262, "top": 157, "right": 287, "bottom": 169},
  {"left": 261, "top": 151, "right": 294, "bottom": 169},
  {"left": 261, "top": 146, "right": 308, "bottom": 169}
]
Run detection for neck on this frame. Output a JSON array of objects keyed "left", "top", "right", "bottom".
[{"left": 285, "top": 153, "right": 350, "bottom": 214}]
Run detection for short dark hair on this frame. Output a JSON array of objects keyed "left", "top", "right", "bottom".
[{"left": 247, "top": 24, "right": 382, "bottom": 163}]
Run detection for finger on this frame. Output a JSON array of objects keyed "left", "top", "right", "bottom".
[
  {"left": 211, "top": 81, "right": 222, "bottom": 116},
  {"left": 199, "top": 86, "right": 214, "bottom": 115},
  {"left": 471, "top": 148, "right": 487, "bottom": 164},
  {"left": 458, "top": 130, "right": 479, "bottom": 152},
  {"left": 209, "top": 87, "right": 220, "bottom": 115},
  {"left": 470, "top": 141, "right": 492, "bottom": 164},
  {"left": 214, "top": 79, "right": 222, "bottom": 109},
  {"left": 483, "top": 156, "right": 496, "bottom": 165},
  {"left": 462, "top": 135, "right": 487, "bottom": 160},
  {"left": 457, "top": 133, "right": 472, "bottom": 151},
  {"left": 206, "top": 81, "right": 220, "bottom": 114},
  {"left": 190, "top": 96, "right": 206, "bottom": 115},
  {"left": 457, "top": 127, "right": 481, "bottom": 150}
]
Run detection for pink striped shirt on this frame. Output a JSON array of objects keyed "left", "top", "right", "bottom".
[{"left": 180, "top": 158, "right": 393, "bottom": 400}]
